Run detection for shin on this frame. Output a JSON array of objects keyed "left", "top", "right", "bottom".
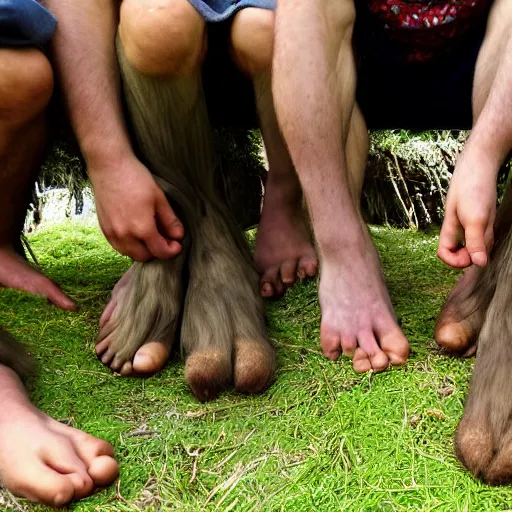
[{"left": 111, "top": 35, "right": 275, "bottom": 399}]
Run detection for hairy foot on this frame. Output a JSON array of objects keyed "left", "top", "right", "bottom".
[
  {"left": 435, "top": 265, "right": 487, "bottom": 356},
  {"left": 0, "top": 245, "right": 75, "bottom": 310},
  {"left": 0, "top": 366, "right": 118, "bottom": 507},
  {"left": 254, "top": 186, "right": 317, "bottom": 299},
  {"left": 455, "top": 276, "right": 512, "bottom": 485},
  {"left": 233, "top": 338, "right": 275, "bottom": 394},
  {"left": 319, "top": 229, "right": 409, "bottom": 373},
  {"left": 96, "top": 258, "right": 184, "bottom": 376},
  {"left": 182, "top": 204, "right": 275, "bottom": 401}
]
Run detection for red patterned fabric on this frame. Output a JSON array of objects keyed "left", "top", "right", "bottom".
[{"left": 366, "top": 0, "right": 493, "bottom": 61}]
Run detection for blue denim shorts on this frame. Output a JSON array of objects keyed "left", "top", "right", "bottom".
[
  {"left": 188, "top": 0, "right": 275, "bottom": 22},
  {"left": 0, "top": 0, "right": 56, "bottom": 47}
]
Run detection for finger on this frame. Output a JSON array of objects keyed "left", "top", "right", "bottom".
[
  {"left": 112, "top": 238, "right": 152, "bottom": 262},
  {"left": 464, "top": 223, "right": 489, "bottom": 267},
  {"left": 438, "top": 218, "right": 471, "bottom": 268},
  {"left": 143, "top": 227, "right": 182, "bottom": 260},
  {"left": 484, "top": 224, "right": 495, "bottom": 255},
  {"left": 155, "top": 194, "right": 184, "bottom": 240},
  {"left": 41, "top": 280, "right": 77, "bottom": 311}
]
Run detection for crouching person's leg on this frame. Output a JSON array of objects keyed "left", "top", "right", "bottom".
[
  {"left": 0, "top": 327, "right": 119, "bottom": 507},
  {"left": 0, "top": 46, "right": 75, "bottom": 310}
]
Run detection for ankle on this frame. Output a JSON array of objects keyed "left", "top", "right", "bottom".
[
  {"left": 264, "top": 182, "right": 303, "bottom": 215},
  {"left": 0, "top": 365, "right": 30, "bottom": 411}
]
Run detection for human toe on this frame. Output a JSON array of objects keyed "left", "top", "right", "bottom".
[
  {"left": 352, "top": 348, "right": 372, "bottom": 373},
  {"left": 298, "top": 257, "right": 318, "bottom": 280},
  {"left": 435, "top": 318, "right": 472, "bottom": 353},
  {"left": 378, "top": 327, "right": 409, "bottom": 366},
  {"left": 49, "top": 423, "right": 119, "bottom": 488},
  {"left": 132, "top": 341, "right": 170, "bottom": 373},
  {"left": 88, "top": 456, "right": 119, "bottom": 487},
  {"left": 280, "top": 260, "right": 298, "bottom": 286},
  {"left": 357, "top": 330, "right": 389, "bottom": 371},
  {"left": 320, "top": 327, "right": 341, "bottom": 360},
  {"left": 340, "top": 335, "right": 357, "bottom": 357}
]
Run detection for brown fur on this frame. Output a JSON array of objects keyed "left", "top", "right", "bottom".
[
  {"left": 96, "top": 39, "right": 276, "bottom": 401},
  {"left": 0, "top": 327, "right": 34, "bottom": 383},
  {"left": 435, "top": 185, "right": 512, "bottom": 355},
  {"left": 450, "top": 184, "right": 512, "bottom": 484}
]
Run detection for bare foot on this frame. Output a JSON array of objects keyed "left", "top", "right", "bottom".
[
  {"left": 319, "top": 228, "right": 409, "bottom": 373},
  {"left": 435, "top": 265, "right": 487, "bottom": 356},
  {"left": 0, "top": 365, "right": 118, "bottom": 507},
  {"left": 254, "top": 186, "right": 318, "bottom": 298},
  {"left": 96, "top": 256, "right": 184, "bottom": 376},
  {"left": 0, "top": 245, "right": 75, "bottom": 310}
]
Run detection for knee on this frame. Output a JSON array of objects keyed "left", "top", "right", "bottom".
[
  {"left": 119, "top": 0, "right": 206, "bottom": 78},
  {"left": 0, "top": 49, "right": 53, "bottom": 125},
  {"left": 231, "top": 8, "right": 275, "bottom": 77}
]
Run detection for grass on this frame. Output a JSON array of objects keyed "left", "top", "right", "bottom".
[{"left": 1, "top": 221, "right": 512, "bottom": 511}]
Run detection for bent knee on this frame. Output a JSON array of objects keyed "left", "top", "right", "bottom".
[
  {"left": 119, "top": 0, "right": 206, "bottom": 77},
  {"left": 231, "top": 8, "right": 275, "bottom": 77},
  {"left": 0, "top": 49, "right": 53, "bottom": 124}
]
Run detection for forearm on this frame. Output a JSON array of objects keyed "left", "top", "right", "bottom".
[
  {"left": 46, "top": 0, "right": 132, "bottom": 169},
  {"left": 272, "top": 0, "right": 363, "bottom": 255},
  {"left": 472, "top": 43, "right": 512, "bottom": 169}
]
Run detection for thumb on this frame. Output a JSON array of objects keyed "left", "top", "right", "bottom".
[
  {"left": 464, "top": 223, "right": 489, "bottom": 267},
  {"left": 438, "top": 213, "right": 471, "bottom": 268},
  {"left": 155, "top": 192, "right": 184, "bottom": 240}
]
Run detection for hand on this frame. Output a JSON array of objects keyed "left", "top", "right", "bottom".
[
  {"left": 90, "top": 156, "right": 184, "bottom": 261},
  {"left": 438, "top": 151, "right": 497, "bottom": 268}
]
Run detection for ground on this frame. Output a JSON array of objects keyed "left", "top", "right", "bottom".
[{"left": 1, "top": 222, "right": 512, "bottom": 511}]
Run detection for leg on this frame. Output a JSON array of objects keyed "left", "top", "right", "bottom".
[
  {"left": 103, "top": 0, "right": 275, "bottom": 398},
  {"left": 0, "top": 49, "right": 74, "bottom": 310},
  {"left": 96, "top": 0, "right": 204, "bottom": 375},
  {"left": 0, "top": 328, "right": 118, "bottom": 506},
  {"left": 230, "top": 8, "right": 318, "bottom": 299},
  {"left": 454, "top": 185, "right": 512, "bottom": 484},
  {"left": 272, "top": 0, "right": 409, "bottom": 371},
  {"left": 436, "top": 0, "right": 512, "bottom": 353}
]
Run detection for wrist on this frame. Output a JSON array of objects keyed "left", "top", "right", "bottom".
[
  {"left": 81, "top": 136, "right": 134, "bottom": 173},
  {"left": 469, "top": 126, "right": 511, "bottom": 169}
]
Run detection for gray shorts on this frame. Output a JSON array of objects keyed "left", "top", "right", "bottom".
[{"left": 188, "top": 0, "right": 275, "bottom": 22}]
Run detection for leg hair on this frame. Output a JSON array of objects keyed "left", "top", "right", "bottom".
[
  {"left": 435, "top": 184, "right": 512, "bottom": 352},
  {"left": 455, "top": 183, "right": 512, "bottom": 484},
  {"left": 117, "top": 39, "right": 274, "bottom": 399}
]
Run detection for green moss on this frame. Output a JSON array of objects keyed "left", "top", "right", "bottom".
[{"left": 1, "top": 223, "right": 511, "bottom": 511}]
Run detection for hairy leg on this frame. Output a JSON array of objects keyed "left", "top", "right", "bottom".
[
  {"left": 230, "top": 8, "right": 318, "bottom": 299},
  {"left": 436, "top": 0, "right": 512, "bottom": 353},
  {"left": 0, "top": 329, "right": 118, "bottom": 506},
  {"left": 454, "top": 184, "right": 512, "bottom": 485},
  {"left": 273, "top": 0, "right": 409, "bottom": 372},
  {"left": 105, "top": 1, "right": 275, "bottom": 395},
  {"left": 95, "top": 0, "right": 206, "bottom": 375},
  {"left": 117, "top": 54, "right": 274, "bottom": 399},
  {"left": 0, "top": 48, "right": 75, "bottom": 310}
]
